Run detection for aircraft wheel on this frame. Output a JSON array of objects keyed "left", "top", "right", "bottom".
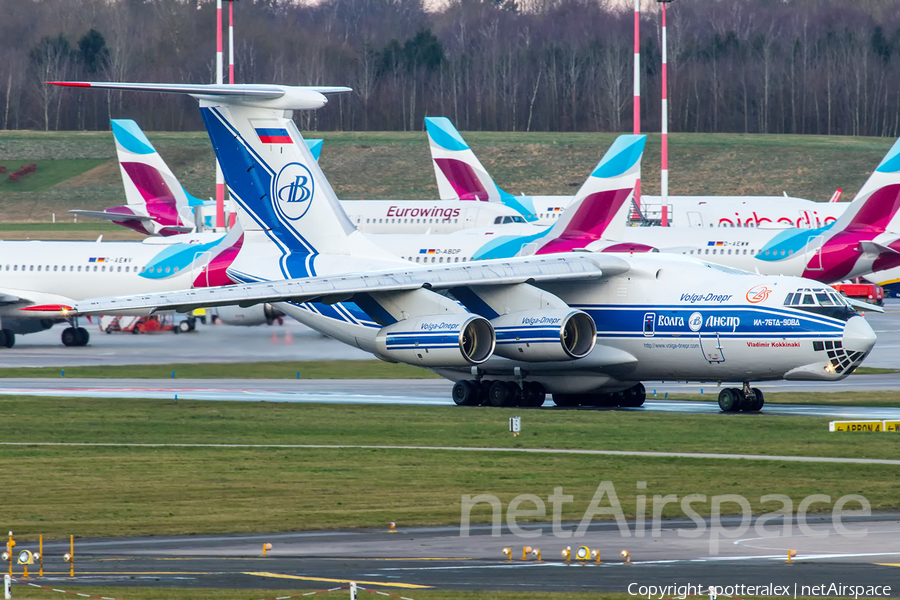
[
  {"left": 0, "top": 330, "right": 5, "bottom": 348},
  {"left": 2, "top": 329, "right": 14, "bottom": 349},
  {"left": 451, "top": 380, "right": 478, "bottom": 406},
  {"left": 744, "top": 388, "right": 765, "bottom": 412},
  {"left": 61, "top": 327, "right": 77, "bottom": 347},
  {"left": 522, "top": 382, "right": 546, "bottom": 407},
  {"left": 488, "top": 380, "right": 515, "bottom": 407},
  {"left": 75, "top": 327, "right": 90, "bottom": 346},
  {"left": 620, "top": 383, "right": 646, "bottom": 407},
  {"left": 178, "top": 320, "right": 192, "bottom": 333},
  {"left": 717, "top": 388, "right": 740, "bottom": 412}
]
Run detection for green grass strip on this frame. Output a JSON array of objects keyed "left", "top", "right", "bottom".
[
  {"left": 0, "top": 360, "right": 440, "bottom": 379},
  {"left": 0, "top": 397, "right": 896, "bottom": 538}
]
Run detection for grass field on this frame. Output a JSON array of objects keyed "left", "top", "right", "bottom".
[
  {"left": 0, "top": 129, "right": 894, "bottom": 230},
  {"left": 1, "top": 396, "right": 896, "bottom": 539},
  {"left": 0, "top": 360, "right": 441, "bottom": 379}
]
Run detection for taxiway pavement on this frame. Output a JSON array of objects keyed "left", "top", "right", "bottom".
[{"left": 16, "top": 517, "right": 900, "bottom": 593}]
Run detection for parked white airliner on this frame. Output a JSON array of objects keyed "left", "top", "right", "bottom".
[
  {"left": 425, "top": 116, "right": 848, "bottom": 228},
  {"left": 58, "top": 81, "right": 877, "bottom": 413}
]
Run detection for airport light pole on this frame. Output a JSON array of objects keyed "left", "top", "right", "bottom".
[
  {"left": 633, "top": 0, "right": 641, "bottom": 211},
  {"left": 657, "top": 0, "right": 673, "bottom": 226}
]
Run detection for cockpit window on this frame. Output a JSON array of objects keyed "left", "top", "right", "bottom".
[
  {"left": 783, "top": 287, "right": 855, "bottom": 320},
  {"left": 815, "top": 292, "right": 834, "bottom": 306}
]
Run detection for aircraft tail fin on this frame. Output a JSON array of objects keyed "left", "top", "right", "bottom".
[
  {"left": 425, "top": 117, "right": 538, "bottom": 220},
  {"left": 830, "top": 138, "right": 900, "bottom": 234},
  {"left": 535, "top": 135, "right": 646, "bottom": 254},
  {"left": 111, "top": 119, "right": 190, "bottom": 230},
  {"left": 829, "top": 188, "right": 843, "bottom": 203}
]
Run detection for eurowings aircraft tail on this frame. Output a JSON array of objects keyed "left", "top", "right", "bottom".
[
  {"left": 830, "top": 139, "right": 900, "bottom": 234},
  {"left": 535, "top": 135, "right": 646, "bottom": 255},
  {"left": 425, "top": 117, "right": 537, "bottom": 221},
  {"left": 112, "top": 119, "right": 202, "bottom": 233},
  {"left": 471, "top": 134, "right": 647, "bottom": 260}
]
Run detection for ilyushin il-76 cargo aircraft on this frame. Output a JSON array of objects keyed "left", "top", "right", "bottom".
[{"left": 55, "top": 81, "right": 876, "bottom": 413}]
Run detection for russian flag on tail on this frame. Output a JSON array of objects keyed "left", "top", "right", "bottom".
[{"left": 255, "top": 128, "right": 292, "bottom": 144}]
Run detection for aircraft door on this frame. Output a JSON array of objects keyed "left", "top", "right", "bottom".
[
  {"left": 191, "top": 251, "right": 213, "bottom": 288},
  {"left": 698, "top": 332, "right": 725, "bottom": 362},
  {"left": 687, "top": 212, "right": 704, "bottom": 227},
  {"left": 643, "top": 313, "right": 655, "bottom": 337},
  {"left": 804, "top": 235, "right": 825, "bottom": 271}
]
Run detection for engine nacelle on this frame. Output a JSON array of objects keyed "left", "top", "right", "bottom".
[
  {"left": 213, "top": 303, "right": 284, "bottom": 326},
  {"left": 375, "top": 314, "right": 495, "bottom": 367},
  {"left": 492, "top": 309, "right": 596, "bottom": 361}
]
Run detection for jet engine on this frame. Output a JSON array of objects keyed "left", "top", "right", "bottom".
[
  {"left": 491, "top": 309, "right": 596, "bottom": 361},
  {"left": 213, "top": 303, "right": 284, "bottom": 326},
  {"left": 375, "top": 314, "right": 494, "bottom": 367}
]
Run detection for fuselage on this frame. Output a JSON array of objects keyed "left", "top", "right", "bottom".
[
  {"left": 340, "top": 200, "right": 529, "bottom": 234},
  {"left": 239, "top": 254, "right": 874, "bottom": 394},
  {"left": 507, "top": 194, "right": 846, "bottom": 228},
  {"left": 0, "top": 232, "right": 237, "bottom": 319}
]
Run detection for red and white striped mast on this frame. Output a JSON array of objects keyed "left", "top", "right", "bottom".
[
  {"left": 633, "top": 0, "right": 641, "bottom": 211},
  {"left": 215, "top": 0, "right": 225, "bottom": 230},
  {"left": 658, "top": 0, "right": 672, "bottom": 226},
  {"left": 228, "top": 1, "right": 235, "bottom": 84}
]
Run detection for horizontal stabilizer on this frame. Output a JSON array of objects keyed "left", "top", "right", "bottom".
[
  {"left": 859, "top": 240, "right": 900, "bottom": 259},
  {"left": 49, "top": 82, "right": 351, "bottom": 111},
  {"left": 68, "top": 209, "right": 154, "bottom": 222}
]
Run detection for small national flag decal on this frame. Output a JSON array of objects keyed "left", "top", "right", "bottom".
[{"left": 256, "top": 128, "right": 292, "bottom": 144}]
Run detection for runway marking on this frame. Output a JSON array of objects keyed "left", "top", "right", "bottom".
[
  {"left": 244, "top": 572, "right": 431, "bottom": 589},
  {"left": 876, "top": 563, "right": 900, "bottom": 567},
  {"left": 2, "top": 442, "right": 900, "bottom": 465}
]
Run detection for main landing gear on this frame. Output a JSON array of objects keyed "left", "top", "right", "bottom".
[
  {"left": 62, "top": 326, "right": 90, "bottom": 347},
  {"left": 0, "top": 329, "right": 15, "bottom": 348},
  {"left": 552, "top": 383, "right": 646, "bottom": 408},
  {"left": 452, "top": 379, "right": 547, "bottom": 407},
  {"left": 717, "top": 382, "right": 764, "bottom": 413}
]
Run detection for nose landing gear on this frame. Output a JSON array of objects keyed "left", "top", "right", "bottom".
[{"left": 717, "top": 383, "right": 764, "bottom": 412}]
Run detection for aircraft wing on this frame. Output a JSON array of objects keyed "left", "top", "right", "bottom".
[
  {"left": 68, "top": 210, "right": 155, "bottom": 223},
  {"left": 844, "top": 296, "right": 886, "bottom": 313},
  {"left": 0, "top": 292, "right": 28, "bottom": 306},
  {"left": 68, "top": 254, "right": 629, "bottom": 316}
]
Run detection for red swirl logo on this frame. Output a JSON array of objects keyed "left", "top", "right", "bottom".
[{"left": 746, "top": 285, "right": 772, "bottom": 304}]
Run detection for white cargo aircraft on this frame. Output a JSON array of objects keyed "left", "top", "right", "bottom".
[
  {"left": 57, "top": 81, "right": 877, "bottom": 412},
  {"left": 425, "top": 116, "right": 848, "bottom": 228}
]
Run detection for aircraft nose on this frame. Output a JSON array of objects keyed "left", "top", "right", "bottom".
[{"left": 843, "top": 315, "right": 876, "bottom": 355}]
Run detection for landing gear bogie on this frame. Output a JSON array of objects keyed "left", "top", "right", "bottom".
[
  {"left": 451, "top": 379, "right": 545, "bottom": 408},
  {"left": 718, "top": 385, "right": 764, "bottom": 413},
  {"left": 62, "top": 326, "right": 89, "bottom": 347},
  {"left": 552, "top": 383, "right": 645, "bottom": 408}
]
